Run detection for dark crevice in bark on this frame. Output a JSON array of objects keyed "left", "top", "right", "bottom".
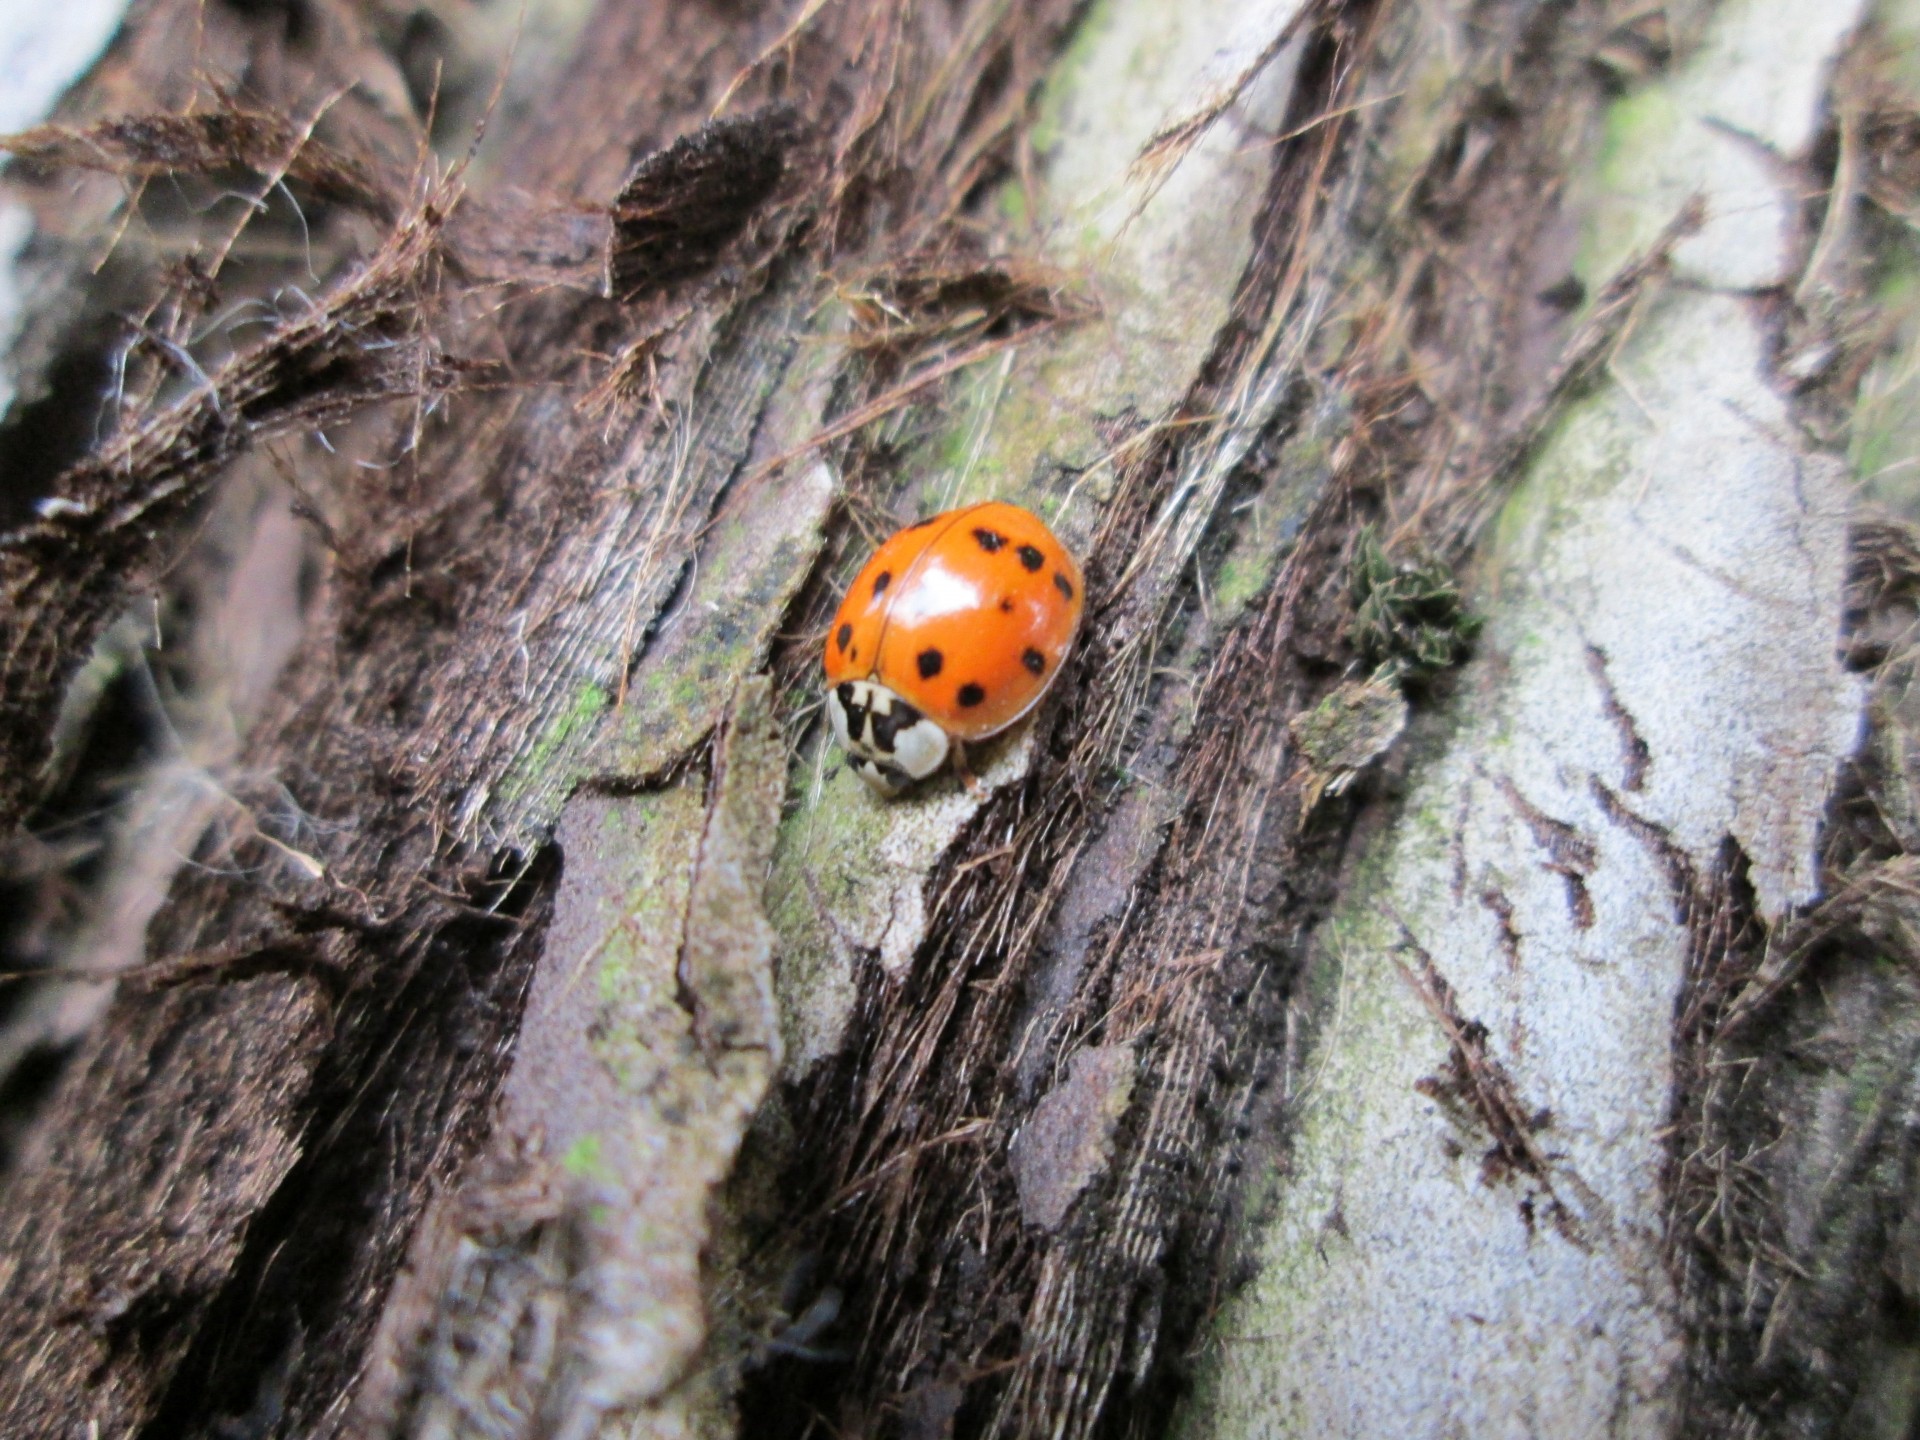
[
  {"left": 0, "top": 335, "right": 120, "bottom": 531},
  {"left": 142, "top": 846, "right": 561, "bottom": 1440}
]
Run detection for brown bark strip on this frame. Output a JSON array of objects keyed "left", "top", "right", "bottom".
[
  {"left": 0, "top": 0, "right": 1092, "bottom": 1433},
  {"left": 0, "top": 190, "right": 473, "bottom": 833},
  {"left": 1661, "top": 522, "right": 1920, "bottom": 1437},
  {"left": 0, "top": 973, "right": 334, "bottom": 1437},
  {"left": 607, "top": 106, "right": 802, "bottom": 301},
  {"left": 1, "top": 108, "right": 398, "bottom": 222}
]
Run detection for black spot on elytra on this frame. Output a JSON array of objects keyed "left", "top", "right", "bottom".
[
  {"left": 999, "top": 596, "right": 1016, "bottom": 613},
  {"left": 869, "top": 695, "right": 924, "bottom": 752},
  {"left": 874, "top": 570, "right": 892, "bottom": 596},
  {"left": 1017, "top": 544, "right": 1044, "bottom": 572},
  {"left": 1022, "top": 648, "right": 1046, "bottom": 676},
  {"left": 1053, "top": 571, "right": 1074, "bottom": 601},
  {"left": 957, "top": 683, "right": 986, "bottom": 708},
  {"left": 972, "top": 527, "right": 1006, "bottom": 553},
  {"left": 917, "top": 648, "right": 944, "bottom": 679},
  {"left": 836, "top": 622, "right": 852, "bottom": 653}
]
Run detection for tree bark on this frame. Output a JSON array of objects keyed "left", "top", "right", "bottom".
[{"left": 0, "top": 1, "right": 1910, "bottom": 1438}]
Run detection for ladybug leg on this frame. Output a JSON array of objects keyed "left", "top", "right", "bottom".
[{"left": 953, "top": 740, "right": 988, "bottom": 798}]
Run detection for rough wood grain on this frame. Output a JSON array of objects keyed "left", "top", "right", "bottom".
[{"left": 0, "top": 0, "right": 1912, "bottom": 1438}]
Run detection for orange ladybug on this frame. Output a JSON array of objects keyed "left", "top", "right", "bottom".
[{"left": 824, "top": 501, "right": 1084, "bottom": 795}]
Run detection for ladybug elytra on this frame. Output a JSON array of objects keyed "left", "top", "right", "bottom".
[{"left": 823, "top": 501, "right": 1084, "bottom": 795}]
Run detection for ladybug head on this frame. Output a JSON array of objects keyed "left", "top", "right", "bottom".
[{"left": 826, "top": 679, "right": 951, "bottom": 796}]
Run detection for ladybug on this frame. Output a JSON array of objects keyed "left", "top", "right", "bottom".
[{"left": 824, "top": 501, "right": 1084, "bottom": 795}]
